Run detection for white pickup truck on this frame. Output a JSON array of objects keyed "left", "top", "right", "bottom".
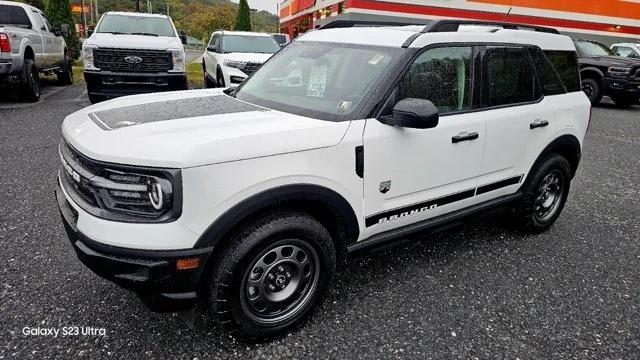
[{"left": 0, "top": 0, "right": 73, "bottom": 102}]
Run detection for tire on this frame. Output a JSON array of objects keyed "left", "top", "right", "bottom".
[
  {"left": 88, "top": 92, "right": 105, "bottom": 104},
  {"left": 612, "top": 95, "right": 635, "bottom": 109},
  {"left": 216, "top": 67, "right": 226, "bottom": 88},
  {"left": 20, "top": 59, "right": 41, "bottom": 102},
  {"left": 513, "top": 154, "right": 572, "bottom": 233},
  {"left": 57, "top": 54, "right": 73, "bottom": 85},
  {"left": 581, "top": 77, "right": 602, "bottom": 105},
  {"left": 207, "top": 212, "right": 336, "bottom": 340}
]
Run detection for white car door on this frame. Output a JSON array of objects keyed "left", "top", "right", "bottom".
[
  {"left": 204, "top": 34, "right": 221, "bottom": 78},
  {"left": 362, "top": 46, "right": 487, "bottom": 237},
  {"left": 32, "top": 11, "right": 56, "bottom": 66},
  {"left": 476, "top": 46, "right": 559, "bottom": 203}
]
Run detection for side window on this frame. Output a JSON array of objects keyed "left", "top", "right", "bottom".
[
  {"left": 616, "top": 46, "right": 636, "bottom": 58},
  {"left": 31, "top": 10, "right": 46, "bottom": 31},
  {"left": 42, "top": 15, "right": 54, "bottom": 33},
  {"left": 209, "top": 35, "right": 220, "bottom": 50},
  {"left": 543, "top": 50, "right": 581, "bottom": 93},
  {"left": 482, "top": 47, "right": 539, "bottom": 107},
  {"left": 396, "top": 46, "right": 473, "bottom": 115},
  {"left": 528, "top": 47, "right": 566, "bottom": 96}
]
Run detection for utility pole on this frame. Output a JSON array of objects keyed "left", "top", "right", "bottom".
[
  {"left": 147, "top": 0, "right": 151, "bottom": 14},
  {"left": 167, "top": 3, "right": 169, "bottom": 17},
  {"left": 136, "top": 0, "right": 140, "bottom": 12},
  {"left": 95, "top": 0, "right": 99, "bottom": 22}
]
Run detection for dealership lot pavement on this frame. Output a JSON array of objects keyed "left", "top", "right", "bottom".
[{"left": 1, "top": 85, "right": 639, "bottom": 358}]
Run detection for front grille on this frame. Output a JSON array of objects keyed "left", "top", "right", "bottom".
[
  {"left": 94, "top": 48, "right": 173, "bottom": 73},
  {"left": 242, "top": 62, "right": 262, "bottom": 76}
]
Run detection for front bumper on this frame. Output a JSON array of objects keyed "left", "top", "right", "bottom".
[
  {"left": 84, "top": 70, "right": 188, "bottom": 98},
  {"left": 56, "top": 178, "right": 211, "bottom": 312},
  {"left": 604, "top": 77, "right": 640, "bottom": 99}
]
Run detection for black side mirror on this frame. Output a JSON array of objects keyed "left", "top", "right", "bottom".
[
  {"left": 379, "top": 98, "right": 439, "bottom": 129},
  {"left": 60, "top": 23, "right": 70, "bottom": 37},
  {"left": 179, "top": 30, "right": 187, "bottom": 45},
  {"left": 87, "top": 29, "right": 94, "bottom": 37},
  {"left": 207, "top": 45, "right": 218, "bottom": 53}
]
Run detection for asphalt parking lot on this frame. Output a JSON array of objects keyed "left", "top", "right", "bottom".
[{"left": 1, "top": 84, "right": 639, "bottom": 358}]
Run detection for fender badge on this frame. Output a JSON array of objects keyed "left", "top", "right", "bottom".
[{"left": 379, "top": 181, "right": 391, "bottom": 194}]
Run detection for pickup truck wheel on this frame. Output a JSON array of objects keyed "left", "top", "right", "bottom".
[
  {"left": 612, "top": 95, "right": 635, "bottom": 109},
  {"left": 581, "top": 78, "right": 602, "bottom": 105},
  {"left": 512, "top": 154, "right": 571, "bottom": 233},
  {"left": 207, "top": 212, "right": 336, "bottom": 340},
  {"left": 57, "top": 55, "right": 73, "bottom": 85},
  {"left": 20, "top": 59, "right": 41, "bottom": 102}
]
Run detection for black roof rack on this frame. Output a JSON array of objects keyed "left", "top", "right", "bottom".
[{"left": 318, "top": 19, "right": 559, "bottom": 35}]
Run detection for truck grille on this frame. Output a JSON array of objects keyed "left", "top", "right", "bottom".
[
  {"left": 242, "top": 62, "right": 262, "bottom": 76},
  {"left": 94, "top": 48, "right": 173, "bottom": 73}
]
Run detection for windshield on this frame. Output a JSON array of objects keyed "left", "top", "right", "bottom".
[
  {"left": 96, "top": 14, "right": 176, "bottom": 37},
  {"left": 236, "top": 41, "right": 401, "bottom": 121},
  {"left": 0, "top": 5, "right": 32, "bottom": 28},
  {"left": 272, "top": 34, "right": 287, "bottom": 46},
  {"left": 575, "top": 41, "right": 615, "bottom": 56},
  {"left": 222, "top": 35, "right": 280, "bottom": 54}
]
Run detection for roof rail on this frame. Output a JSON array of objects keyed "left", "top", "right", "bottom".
[
  {"left": 318, "top": 19, "right": 424, "bottom": 30},
  {"left": 422, "top": 20, "right": 559, "bottom": 34}
]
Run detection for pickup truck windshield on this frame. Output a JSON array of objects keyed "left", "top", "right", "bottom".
[
  {"left": 0, "top": 5, "right": 32, "bottom": 28},
  {"left": 236, "top": 41, "right": 401, "bottom": 121},
  {"left": 575, "top": 41, "right": 615, "bottom": 57},
  {"left": 222, "top": 35, "right": 280, "bottom": 54},
  {"left": 96, "top": 14, "right": 175, "bottom": 37}
]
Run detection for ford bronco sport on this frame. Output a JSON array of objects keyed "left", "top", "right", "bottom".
[{"left": 56, "top": 20, "right": 591, "bottom": 340}]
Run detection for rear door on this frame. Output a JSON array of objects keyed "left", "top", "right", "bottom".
[{"left": 476, "top": 46, "right": 560, "bottom": 202}]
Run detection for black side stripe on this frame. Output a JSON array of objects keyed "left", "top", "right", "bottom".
[{"left": 365, "top": 175, "right": 523, "bottom": 228}]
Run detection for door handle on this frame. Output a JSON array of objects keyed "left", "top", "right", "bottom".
[
  {"left": 530, "top": 119, "right": 549, "bottom": 129},
  {"left": 451, "top": 131, "right": 479, "bottom": 143}
]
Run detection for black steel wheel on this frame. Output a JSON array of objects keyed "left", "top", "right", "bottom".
[
  {"left": 533, "top": 171, "right": 564, "bottom": 223},
  {"left": 208, "top": 212, "right": 336, "bottom": 340},
  {"left": 581, "top": 77, "right": 602, "bottom": 105}
]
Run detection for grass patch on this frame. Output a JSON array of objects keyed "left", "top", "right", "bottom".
[{"left": 70, "top": 62, "right": 204, "bottom": 89}]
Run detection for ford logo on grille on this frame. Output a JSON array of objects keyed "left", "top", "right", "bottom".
[{"left": 124, "top": 55, "right": 143, "bottom": 64}]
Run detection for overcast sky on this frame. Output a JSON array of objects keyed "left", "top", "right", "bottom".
[{"left": 231, "top": 0, "right": 279, "bottom": 14}]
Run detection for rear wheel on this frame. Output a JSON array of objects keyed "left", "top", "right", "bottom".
[
  {"left": 581, "top": 77, "right": 602, "bottom": 105},
  {"left": 57, "top": 53, "right": 73, "bottom": 85},
  {"left": 207, "top": 212, "right": 336, "bottom": 340},
  {"left": 20, "top": 59, "right": 41, "bottom": 102},
  {"left": 512, "top": 154, "right": 571, "bottom": 232}
]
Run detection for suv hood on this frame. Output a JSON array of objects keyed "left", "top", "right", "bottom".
[
  {"left": 84, "top": 33, "right": 183, "bottom": 50},
  {"left": 61, "top": 89, "right": 350, "bottom": 168}
]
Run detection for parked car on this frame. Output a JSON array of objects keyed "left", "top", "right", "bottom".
[
  {"left": 574, "top": 39, "right": 640, "bottom": 107},
  {"left": 202, "top": 30, "right": 280, "bottom": 88},
  {"left": 82, "top": 11, "right": 188, "bottom": 104},
  {"left": 56, "top": 20, "right": 590, "bottom": 340},
  {"left": 611, "top": 42, "right": 640, "bottom": 59},
  {"left": 271, "top": 33, "right": 290, "bottom": 47},
  {"left": 0, "top": 0, "right": 72, "bottom": 102}
]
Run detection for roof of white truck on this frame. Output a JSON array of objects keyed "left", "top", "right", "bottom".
[
  {"left": 298, "top": 24, "right": 576, "bottom": 52},
  {"left": 103, "top": 11, "right": 170, "bottom": 19}
]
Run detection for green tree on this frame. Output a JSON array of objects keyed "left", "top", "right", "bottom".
[
  {"left": 44, "top": 0, "right": 81, "bottom": 58},
  {"left": 234, "top": 0, "right": 251, "bottom": 31}
]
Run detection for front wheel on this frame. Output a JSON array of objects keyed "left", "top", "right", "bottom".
[
  {"left": 57, "top": 54, "right": 74, "bottom": 85},
  {"left": 20, "top": 59, "right": 41, "bottom": 102},
  {"left": 216, "top": 68, "right": 226, "bottom": 88},
  {"left": 512, "top": 154, "right": 571, "bottom": 233},
  {"left": 581, "top": 78, "right": 602, "bottom": 105},
  {"left": 207, "top": 212, "right": 336, "bottom": 340}
]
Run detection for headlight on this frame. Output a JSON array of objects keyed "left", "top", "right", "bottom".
[
  {"left": 59, "top": 141, "right": 182, "bottom": 223},
  {"left": 83, "top": 45, "right": 99, "bottom": 71},
  {"left": 169, "top": 48, "right": 185, "bottom": 72},
  {"left": 224, "top": 59, "right": 247, "bottom": 70},
  {"left": 607, "top": 66, "right": 631, "bottom": 76}
]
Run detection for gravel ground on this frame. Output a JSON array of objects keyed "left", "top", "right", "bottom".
[{"left": 1, "top": 85, "right": 639, "bottom": 359}]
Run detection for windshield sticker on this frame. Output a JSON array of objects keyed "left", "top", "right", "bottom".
[
  {"left": 306, "top": 65, "right": 327, "bottom": 97},
  {"left": 368, "top": 54, "right": 388, "bottom": 65},
  {"left": 337, "top": 101, "right": 352, "bottom": 113}
]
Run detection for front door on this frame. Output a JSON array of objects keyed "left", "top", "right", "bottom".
[{"left": 362, "top": 46, "right": 486, "bottom": 238}]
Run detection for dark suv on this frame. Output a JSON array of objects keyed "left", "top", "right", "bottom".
[{"left": 574, "top": 39, "right": 640, "bottom": 107}]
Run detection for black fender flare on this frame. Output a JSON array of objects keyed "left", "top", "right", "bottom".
[
  {"left": 193, "top": 184, "right": 360, "bottom": 249},
  {"left": 522, "top": 134, "right": 582, "bottom": 188},
  {"left": 580, "top": 67, "right": 604, "bottom": 80}
]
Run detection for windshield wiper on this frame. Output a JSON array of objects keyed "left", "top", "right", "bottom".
[
  {"left": 100, "top": 31, "right": 127, "bottom": 35},
  {"left": 130, "top": 32, "right": 159, "bottom": 37}
]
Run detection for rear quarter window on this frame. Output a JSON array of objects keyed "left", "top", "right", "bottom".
[
  {"left": 543, "top": 50, "right": 581, "bottom": 93},
  {"left": 0, "top": 5, "right": 32, "bottom": 28}
]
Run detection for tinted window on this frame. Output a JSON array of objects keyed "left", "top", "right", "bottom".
[
  {"left": 528, "top": 47, "right": 565, "bottom": 95},
  {"left": 0, "top": 5, "right": 31, "bottom": 28},
  {"left": 397, "top": 46, "right": 473, "bottom": 115},
  {"left": 482, "top": 47, "right": 539, "bottom": 107},
  {"left": 272, "top": 34, "right": 287, "bottom": 45},
  {"left": 222, "top": 35, "right": 280, "bottom": 54},
  {"left": 544, "top": 50, "right": 581, "bottom": 92},
  {"left": 575, "top": 40, "right": 615, "bottom": 56}
]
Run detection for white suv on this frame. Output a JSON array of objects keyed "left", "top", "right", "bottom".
[
  {"left": 611, "top": 43, "right": 640, "bottom": 59},
  {"left": 202, "top": 30, "right": 280, "bottom": 88},
  {"left": 56, "top": 20, "right": 590, "bottom": 340}
]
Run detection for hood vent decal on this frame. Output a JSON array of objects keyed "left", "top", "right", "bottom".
[{"left": 89, "top": 95, "right": 266, "bottom": 130}]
